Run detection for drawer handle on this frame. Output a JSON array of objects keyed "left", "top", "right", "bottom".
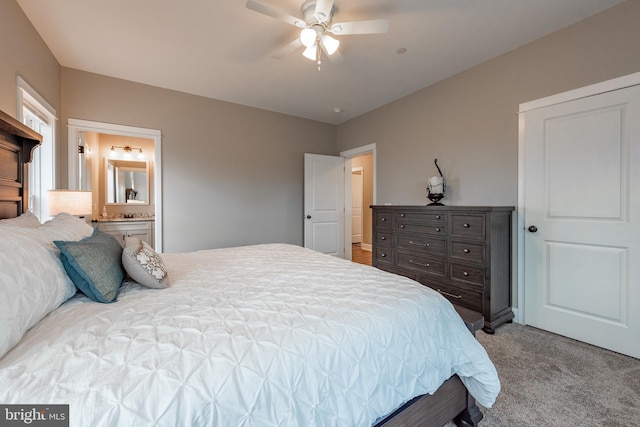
[
  {"left": 380, "top": 236, "right": 387, "bottom": 241},
  {"left": 409, "top": 260, "right": 430, "bottom": 268},
  {"left": 463, "top": 223, "right": 470, "bottom": 228},
  {"left": 463, "top": 248, "right": 470, "bottom": 253},
  {"left": 400, "top": 225, "right": 406, "bottom": 229},
  {"left": 463, "top": 271, "right": 469, "bottom": 276},
  {"left": 434, "top": 228, "right": 441, "bottom": 232},
  {"left": 409, "top": 241, "right": 429, "bottom": 247},
  {"left": 380, "top": 253, "right": 387, "bottom": 257},
  {"left": 437, "top": 289, "right": 462, "bottom": 299},
  {"left": 435, "top": 215, "right": 441, "bottom": 219},
  {"left": 400, "top": 214, "right": 405, "bottom": 218},
  {"left": 381, "top": 218, "right": 387, "bottom": 222}
]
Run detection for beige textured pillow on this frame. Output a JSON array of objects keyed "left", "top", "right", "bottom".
[{"left": 122, "top": 237, "right": 168, "bottom": 289}]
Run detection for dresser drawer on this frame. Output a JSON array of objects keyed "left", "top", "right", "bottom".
[
  {"left": 376, "top": 264, "right": 419, "bottom": 281},
  {"left": 375, "top": 231, "right": 393, "bottom": 247},
  {"left": 451, "top": 214, "right": 485, "bottom": 239},
  {"left": 396, "top": 251, "right": 446, "bottom": 278},
  {"left": 418, "top": 276, "right": 484, "bottom": 313},
  {"left": 423, "top": 281, "right": 484, "bottom": 313},
  {"left": 396, "top": 222, "right": 446, "bottom": 236},
  {"left": 374, "top": 210, "right": 393, "bottom": 229},
  {"left": 450, "top": 262, "right": 485, "bottom": 288},
  {"left": 396, "top": 211, "right": 447, "bottom": 224},
  {"left": 373, "top": 247, "right": 392, "bottom": 263},
  {"left": 396, "top": 233, "right": 446, "bottom": 256},
  {"left": 450, "top": 240, "right": 485, "bottom": 263}
]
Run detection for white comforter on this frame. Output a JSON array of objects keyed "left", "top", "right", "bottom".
[{"left": 0, "top": 244, "right": 499, "bottom": 426}]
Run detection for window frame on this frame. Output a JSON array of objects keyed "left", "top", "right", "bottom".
[{"left": 17, "top": 76, "right": 58, "bottom": 220}]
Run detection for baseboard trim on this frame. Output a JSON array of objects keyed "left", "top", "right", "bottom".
[{"left": 512, "top": 307, "right": 521, "bottom": 324}]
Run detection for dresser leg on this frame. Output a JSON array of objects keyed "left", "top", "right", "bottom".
[{"left": 482, "top": 326, "right": 495, "bottom": 335}]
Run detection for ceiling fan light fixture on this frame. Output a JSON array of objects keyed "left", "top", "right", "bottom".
[
  {"left": 300, "top": 28, "right": 317, "bottom": 47},
  {"left": 321, "top": 34, "right": 339, "bottom": 55},
  {"left": 302, "top": 44, "right": 318, "bottom": 61}
]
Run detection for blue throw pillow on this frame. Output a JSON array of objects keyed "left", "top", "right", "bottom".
[{"left": 55, "top": 229, "right": 125, "bottom": 303}]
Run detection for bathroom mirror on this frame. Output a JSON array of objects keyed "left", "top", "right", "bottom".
[{"left": 105, "top": 159, "right": 149, "bottom": 205}]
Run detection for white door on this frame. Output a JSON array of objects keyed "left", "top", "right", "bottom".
[
  {"left": 523, "top": 84, "right": 640, "bottom": 358},
  {"left": 304, "top": 154, "right": 345, "bottom": 257},
  {"left": 351, "top": 168, "right": 363, "bottom": 243}
]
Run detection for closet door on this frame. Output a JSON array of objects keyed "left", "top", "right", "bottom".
[{"left": 523, "top": 83, "right": 640, "bottom": 359}]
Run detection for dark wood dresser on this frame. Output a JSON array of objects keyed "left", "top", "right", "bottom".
[{"left": 371, "top": 205, "right": 514, "bottom": 333}]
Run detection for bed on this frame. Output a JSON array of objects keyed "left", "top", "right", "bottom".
[{"left": 0, "top": 110, "right": 498, "bottom": 426}]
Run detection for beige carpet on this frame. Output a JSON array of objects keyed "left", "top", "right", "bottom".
[{"left": 471, "top": 323, "right": 640, "bottom": 426}]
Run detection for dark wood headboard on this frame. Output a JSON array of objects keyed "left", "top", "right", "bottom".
[{"left": 0, "top": 110, "right": 42, "bottom": 220}]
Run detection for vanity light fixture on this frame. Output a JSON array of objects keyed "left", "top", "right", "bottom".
[{"left": 109, "top": 145, "right": 145, "bottom": 160}]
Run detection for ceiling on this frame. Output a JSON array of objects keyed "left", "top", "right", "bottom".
[{"left": 17, "top": 0, "right": 624, "bottom": 124}]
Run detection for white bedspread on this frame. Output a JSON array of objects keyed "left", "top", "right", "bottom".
[{"left": 0, "top": 244, "right": 499, "bottom": 426}]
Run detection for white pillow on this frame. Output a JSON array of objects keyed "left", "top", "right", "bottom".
[
  {"left": 0, "top": 227, "right": 77, "bottom": 358},
  {"left": 0, "top": 211, "right": 41, "bottom": 228},
  {"left": 122, "top": 237, "right": 168, "bottom": 289},
  {"left": 39, "top": 212, "right": 94, "bottom": 242},
  {"left": 37, "top": 214, "right": 95, "bottom": 298},
  {"left": 0, "top": 213, "right": 94, "bottom": 358}
]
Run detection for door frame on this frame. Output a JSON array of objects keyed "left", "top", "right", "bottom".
[
  {"left": 67, "top": 119, "right": 163, "bottom": 252},
  {"left": 340, "top": 143, "right": 377, "bottom": 261},
  {"left": 351, "top": 166, "right": 364, "bottom": 244},
  {"left": 517, "top": 71, "right": 640, "bottom": 324}
]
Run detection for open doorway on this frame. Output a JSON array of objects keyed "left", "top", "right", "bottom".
[
  {"left": 67, "top": 119, "right": 163, "bottom": 251},
  {"left": 352, "top": 167, "right": 364, "bottom": 245},
  {"left": 351, "top": 154, "right": 373, "bottom": 250},
  {"left": 341, "top": 144, "right": 375, "bottom": 263}
]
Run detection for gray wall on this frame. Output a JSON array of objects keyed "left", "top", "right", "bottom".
[
  {"left": 337, "top": 0, "right": 640, "bottom": 207},
  {"left": 1, "top": 0, "right": 336, "bottom": 253},
  {"left": 3, "top": 0, "right": 640, "bottom": 256},
  {"left": 0, "top": 1, "right": 60, "bottom": 117},
  {"left": 336, "top": 0, "right": 640, "bottom": 308},
  {"left": 0, "top": 0, "right": 60, "bottom": 151},
  {"left": 60, "top": 69, "right": 336, "bottom": 252}
]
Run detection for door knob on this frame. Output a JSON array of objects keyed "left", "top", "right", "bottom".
[
  {"left": 528, "top": 225, "right": 538, "bottom": 233},
  {"left": 306, "top": 215, "right": 312, "bottom": 219}
]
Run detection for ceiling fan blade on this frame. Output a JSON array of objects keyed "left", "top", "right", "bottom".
[
  {"left": 330, "top": 19, "right": 390, "bottom": 35},
  {"left": 314, "top": 0, "right": 334, "bottom": 23},
  {"left": 271, "top": 38, "right": 303, "bottom": 59},
  {"left": 246, "top": 0, "right": 306, "bottom": 28}
]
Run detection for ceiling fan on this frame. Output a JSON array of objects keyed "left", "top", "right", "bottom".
[{"left": 246, "top": 0, "right": 390, "bottom": 69}]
